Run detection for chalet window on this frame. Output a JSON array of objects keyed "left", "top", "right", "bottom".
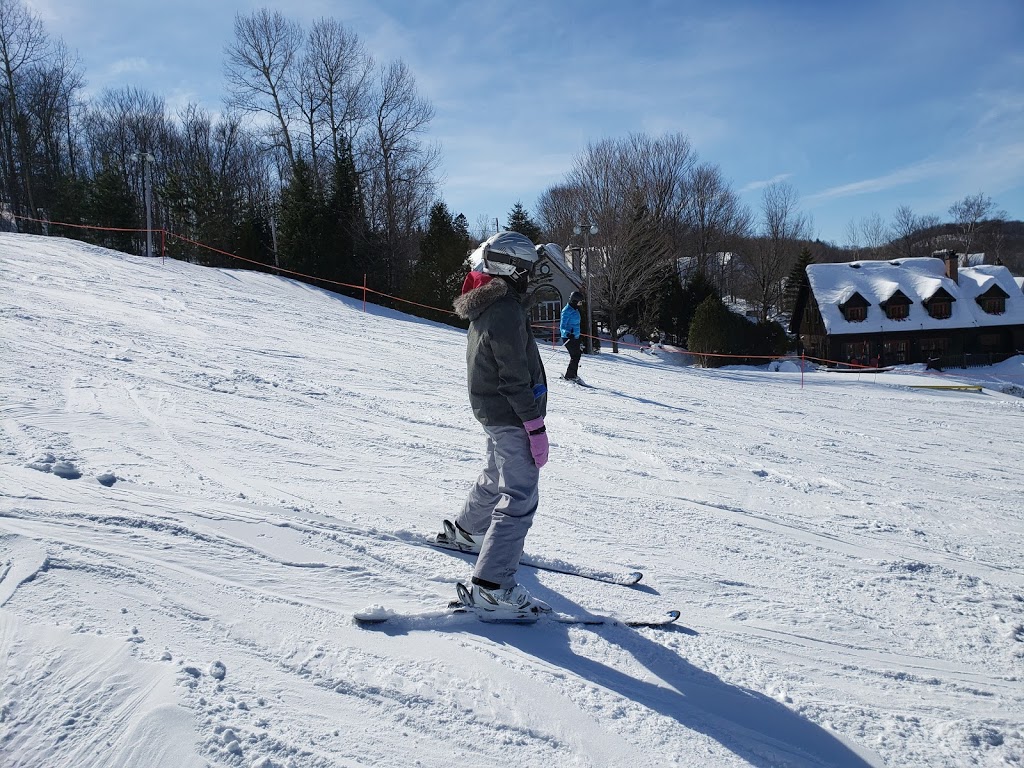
[
  {"left": 802, "top": 304, "right": 822, "bottom": 333},
  {"left": 839, "top": 292, "right": 870, "bottom": 323},
  {"left": 529, "top": 286, "right": 563, "bottom": 338},
  {"left": 927, "top": 301, "right": 951, "bottom": 319},
  {"left": 920, "top": 338, "right": 948, "bottom": 355},
  {"left": 980, "top": 297, "right": 1005, "bottom": 315},
  {"left": 978, "top": 333, "right": 1002, "bottom": 352},
  {"left": 883, "top": 339, "right": 909, "bottom": 364},
  {"left": 976, "top": 285, "right": 1010, "bottom": 315},
  {"left": 843, "top": 341, "right": 870, "bottom": 364},
  {"left": 885, "top": 303, "right": 909, "bottom": 320},
  {"left": 881, "top": 290, "right": 912, "bottom": 321}
]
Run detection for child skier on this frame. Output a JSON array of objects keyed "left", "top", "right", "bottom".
[{"left": 437, "top": 231, "right": 551, "bottom": 616}]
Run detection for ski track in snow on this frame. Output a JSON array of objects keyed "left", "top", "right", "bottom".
[{"left": 2, "top": 232, "right": 1023, "bottom": 767}]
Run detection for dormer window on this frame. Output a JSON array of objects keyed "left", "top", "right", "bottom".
[
  {"left": 976, "top": 284, "right": 1009, "bottom": 315},
  {"left": 839, "top": 292, "right": 870, "bottom": 323},
  {"left": 923, "top": 287, "right": 955, "bottom": 320},
  {"left": 980, "top": 297, "right": 1005, "bottom": 314},
  {"left": 880, "top": 290, "right": 913, "bottom": 321}
]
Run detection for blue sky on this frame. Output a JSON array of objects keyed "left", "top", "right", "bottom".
[{"left": 31, "top": 0, "right": 1024, "bottom": 245}]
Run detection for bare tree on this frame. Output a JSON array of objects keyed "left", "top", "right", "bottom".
[
  {"left": 843, "top": 212, "right": 887, "bottom": 259},
  {"left": 591, "top": 187, "right": 673, "bottom": 351},
  {"left": 0, "top": 0, "right": 48, "bottom": 220},
  {"left": 888, "top": 204, "right": 921, "bottom": 259},
  {"left": 360, "top": 59, "right": 439, "bottom": 292},
  {"left": 472, "top": 213, "right": 497, "bottom": 242},
  {"left": 843, "top": 217, "right": 861, "bottom": 250},
  {"left": 18, "top": 37, "right": 84, "bottom": 222},
  {"left": 860, "top": 212, "right": 887, "bottom": 259},
  {"left": 948, "top": 192, "right": 1004, "bottom": 261},
  {"left": 916, "top": 213, "right": 943, "bottom": 255},
  {"left": 83, "top": 87, "right": 170, "bottom": 169},
  {"left": 306, "top": 18, "right": 373, "bottom": 166},
  {"left": 290, "top": 53, "right": 330, "bottom": 185},
  {"left": 744, "top": 181, "right": 810, "bottom": 321},
  {"left": 536, "top": 182, "right": 582, "bottom": 246},
  {"left": 224, "top": 9, "right": 302, "bottom": 171},
  {"left": 563, "top": 133, "right": 693, "bottom": 350},
  {"left": 629, "top": 132, "right": 694, "bottom": 224},
  {"left": 681, "top": 161, "right": 748, "bottom": 293}
]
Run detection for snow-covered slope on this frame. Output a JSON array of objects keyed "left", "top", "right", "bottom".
[{"left": 2, "top": 233, "right": 1023, "bottom": 767}]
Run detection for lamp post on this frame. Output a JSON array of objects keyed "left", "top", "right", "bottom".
[
  {"left": 131, "top": 152, "right": 155, "bottom": 257},
  {"left": 573, "top": 222, "right": 598, "bottom": 353}
]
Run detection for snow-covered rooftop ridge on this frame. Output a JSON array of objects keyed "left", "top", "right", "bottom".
[
  {"left": 539, "top": 242, "right": 566, "bottom": 265},
  {"left": 806, "top": 256, "right": 1024, "bottom": 334}
]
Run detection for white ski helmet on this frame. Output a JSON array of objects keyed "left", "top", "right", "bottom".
[{"left": 472, "top": 231, "right": 540, "bottom": 280}]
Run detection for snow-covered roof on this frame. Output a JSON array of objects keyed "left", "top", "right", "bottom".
[
  {"left": 806, "top": 257, "right": 1024, "bottom": 335},
  {"left": 539, "top": 242, "right": 583, "bottom": 287},
  {"left": 539, "top": 242, "right": 567, "bottom": 267},
  {"left": 1015, "top": 275, "right": 1024, "bottom": 293}
]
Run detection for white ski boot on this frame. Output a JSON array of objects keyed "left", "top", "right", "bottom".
[
  {"left": 461, "top": 582, "right": 551, "bottom": 616},
  {"left": 435, "top": 519, "right": 481, "bottom": 553}
]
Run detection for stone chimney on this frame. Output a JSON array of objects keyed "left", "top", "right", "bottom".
[{"left": 934, "top": 249, "right": 958, "bottom": 284}]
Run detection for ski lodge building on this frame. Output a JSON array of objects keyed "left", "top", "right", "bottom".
[
  {"left": 790, "top": 250, "right": 1024, "bottom": 368},
  {"left": 528, "top": 242, "right": 585, "bottom": 341}
]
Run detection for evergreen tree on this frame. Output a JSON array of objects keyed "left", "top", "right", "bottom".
[
  {"left": 506, "top": 201, "right": 542, "bottom": 243},
  {"left": 407, "top": 201, "right": 473, "bottom": 323},
  {"left": 688, "top": 293, "right": 790, "bottom": 367},
  {"left": 674, "top": 270, "right": 719, "bottom": 345},
  {"left": 782, "top": 247, "right": 814, "bottom": 315},
  {"left": 652, "top": 266, "right": 686, "bottom": 343},
  {"left": 324, "top": 142, "right": 367, "bottom": 287},
  {"left": 687, "top": 294, "right": 736, "bottom": 367},
  {"left": 235, "top": 204, "right": 275, "bottom": 272},
  {"left": 49, "top": 172, "right": 90, "bottom": 243},
  {"left": 277, "top": 158, "right": 330, "bottom": 279},
  {"left": 88, "top": 163, "right": 138, "bottom": 254}
]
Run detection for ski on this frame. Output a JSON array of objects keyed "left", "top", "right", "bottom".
[
  {"left": 279, "top": 518, "right": 644, "bottom": 587},
  {"left": 401, "top": 524, "right": 643, "bottom": 587},
  {"left": 558, "top": 375, "right": 595, "bottom": 389},
  {"left": 353, "top": 601, "right": 680, "bottom": 629}
]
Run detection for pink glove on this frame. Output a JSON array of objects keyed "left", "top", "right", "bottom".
[{"left": 523, "top": 417, "right": 549, "bottom": 469}]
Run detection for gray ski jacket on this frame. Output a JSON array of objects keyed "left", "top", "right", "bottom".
[{"left": 453, "top": 276, "right": 547, "bottom": 427}]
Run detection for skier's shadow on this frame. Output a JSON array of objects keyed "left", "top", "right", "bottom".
[
  {"left": 491, "top": 620, "right": 877, "bottom": 767},
  {"left": 372, "top": 585, "right": 880, "bottom": 767}
]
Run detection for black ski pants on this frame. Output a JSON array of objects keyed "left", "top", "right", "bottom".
[{"left": 563, "top": 336, "right": 582, "bottom": 380}]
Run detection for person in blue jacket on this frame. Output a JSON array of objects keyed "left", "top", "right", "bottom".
[{"left": 560, "top": 291, "right": 584, "bottom": 381}]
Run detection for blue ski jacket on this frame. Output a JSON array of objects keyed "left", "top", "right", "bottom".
[{"left": 560, "top": 303, "right": 581, "bottom": 340}]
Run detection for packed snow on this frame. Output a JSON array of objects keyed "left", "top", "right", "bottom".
[{"left": 2, "top": 232, "right": 1023, "bottom": 767}]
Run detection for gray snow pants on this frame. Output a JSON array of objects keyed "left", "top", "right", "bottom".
[{"left": 456, "top": 424, "right": 539, "bottom": 590}]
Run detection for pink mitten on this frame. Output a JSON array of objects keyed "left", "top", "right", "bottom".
[{"left": 523, "top": 417, "right": 549, "bottom": 469}]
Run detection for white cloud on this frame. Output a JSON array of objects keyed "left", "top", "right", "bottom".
[
  {"left": 109, "top": 57, "right": 151, "bottom": 76},
  {"left": 805, "top": 161, "right": 947, "bottom": 204},
  {"left": 739, "top": 173, "right": 792, "bottom": 194}
]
